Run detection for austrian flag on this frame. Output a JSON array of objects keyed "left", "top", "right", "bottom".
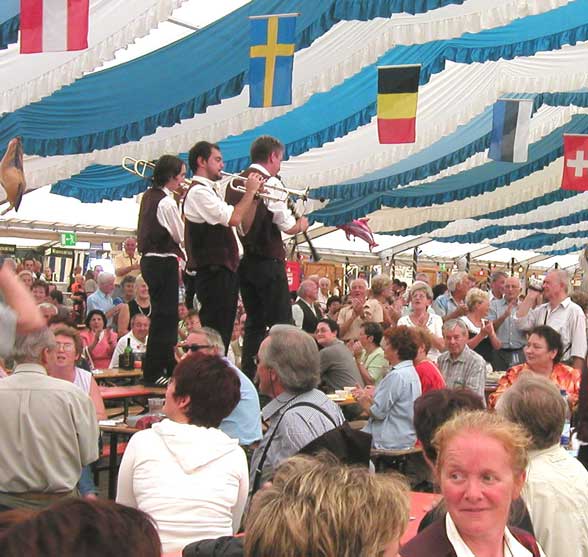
[
  {"left": 561, "top": 134, "right": 588, "bottom": 191},
  {"left": 20, "top": 0, "right": 89, "bottom": 54}
]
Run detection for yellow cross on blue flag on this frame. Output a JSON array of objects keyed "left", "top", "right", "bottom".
[{"left": 249, "top": 13, "right": 298, "bottom": 108}]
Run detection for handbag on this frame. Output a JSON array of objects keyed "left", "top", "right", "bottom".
[{"left": 251, "top": 400, "right": 372, "bottom": 494}]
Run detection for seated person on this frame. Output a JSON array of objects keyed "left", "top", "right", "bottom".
[
  {"left": 0, "top": 498, "right": 161, "bottom": 557},
  {"left": 109, "top": 313, "right": 150, "bottom": 368},
  {"left": 355, "top": 326, "right": 422, "bottom": 450},
  {"left": 351, "top": 321, "right": 388, "bottom": 385},
  {"left": 79, "top": 310, "right": 117, "bottom": 370},
  {"left": 412, "top": 327, "right": 446, "bottom": 394},
  {"left": 315, "top": 318, "right": 364, "bottom": 392},
  {"left": 497, "top": 373, "right": 588, "bottom": 557},
  {"left": 31, "top": 280, "right": 49, "bottom": 304},
  {"left": 116, "top": 275, "right": 151, "bottom": 334},
  {"left": 490, "top": 325, "right": 580, "bottom": 409},
  {"left": 244, "top": 454, "right": 409, "bottom": 557},
  {"left": 249, "top": 325, "right": 344, "bottom": 491},
  {"left": 179, "top": 326, "right": 262, "bottom": 446},
  {"left": 116, "top": 353, "right": 248, "bottom": 553},
  {"left": 401, "top": 412, "right": 543, "bottom": 556}
]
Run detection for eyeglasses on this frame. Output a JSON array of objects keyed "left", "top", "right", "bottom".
[
  {"left": 55, "top": 342, "right": 76, "bottom": 352},
  {"left": 181, "top": 344, "right": 212, "bottom": 353}
]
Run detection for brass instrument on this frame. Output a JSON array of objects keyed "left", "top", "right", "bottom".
[{"left": 220, "top": 170, "right": 310, "bottom": 203}]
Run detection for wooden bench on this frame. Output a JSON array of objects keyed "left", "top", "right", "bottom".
[
  {"left": 370, "top": 446, "right": 423, "bottom": 474},
  {"left": 99, "top": 386, "right": 164, "bottom": 419}
]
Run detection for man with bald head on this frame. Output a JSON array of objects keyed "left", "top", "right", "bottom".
[
  {"left": 488, "top": 276, "right": 527, "bottom": 370},
  {"left": 113, "top": 237, "right": 141, "bottom": 288},
  {"left": 337, "top": 278, "right": 382, "bottom": 342},
  {"left": 292, "top": 279, "right": 322, "bottom": 334},
  {"left": 317, "top": 277, "right": 331, "bottom": 311},
  {"left": 516, "top": 269, "right": 586, "bottom": 370}
]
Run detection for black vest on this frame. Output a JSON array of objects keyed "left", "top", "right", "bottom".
[
  {"left": 225, "top": 166, "right": 286, "bottom": 261},
  {"left": 183, "top": 182, "right": 239, "bottom": 273},
  {"left": 296, "top": 299, "right": 322, "bottom": 334},
  {"left": 137, "top": 188, "right": 183, "bottom": 258}
]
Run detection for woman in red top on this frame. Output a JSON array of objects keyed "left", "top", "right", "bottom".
[{"left": 412, "top": 327, "right": 445, "bottom": 394}]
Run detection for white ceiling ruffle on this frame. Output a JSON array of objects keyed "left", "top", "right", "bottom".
[{"left": 20, "top": 0, "right": 573, "bottom": 190}]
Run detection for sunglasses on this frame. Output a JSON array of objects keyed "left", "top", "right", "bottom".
[{"left": 181, "top": 344, "right": 212, "bottom": 353}]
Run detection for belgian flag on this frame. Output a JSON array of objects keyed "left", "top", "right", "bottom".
[{"left": 377, "top": 65, "right": 420, "bottom": 144}]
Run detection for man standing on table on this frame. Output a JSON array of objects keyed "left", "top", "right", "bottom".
[
  {"left": 228, "top": 135, "right": 309, "bottom": 380},
  {"left": 183, "top": 141, "right": 263, "bottom": 354}
]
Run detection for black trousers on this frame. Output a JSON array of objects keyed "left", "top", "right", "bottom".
[
  {"left": 141, "top": 256, "right": 178, "bottom": 383},
  {"left": 183, "top": 270, "right": 197, "bottom": 310},
  {"left": 194, "top": 266, "right": 239, "bottom": 354},
  {"left": 239, "top": 256, "right": 292, "bottom": 380}
]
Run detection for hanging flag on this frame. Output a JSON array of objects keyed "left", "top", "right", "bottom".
[
  {"left": 561, "top": 134, "right": 588, "bottom": 191},
  {"left": 488, "top": 99, "right": 533, "bottom": 163},
  {"left": 20, "top": 0, "right": 89, "bottom": 54},
  {"left": 377, "top": 65, "right": 420, "bottom": 144},
  {"left": 249, "top": 13, "right": 297, "bottom": 108}
]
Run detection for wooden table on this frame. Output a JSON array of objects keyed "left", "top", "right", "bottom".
[
  {"left": 99, "top": 385, "right": 165, "bottom": 418},
  {"left": 92, "top": 368, "right": 143, "bottom": 384},
  {"left": 402, "top": 491, "right": 439, "bottom": 544},
  {"left": 99, "top": 423, "right": 140, "bottom": 500}
]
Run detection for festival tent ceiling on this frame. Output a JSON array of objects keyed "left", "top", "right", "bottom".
[{"left": 1, "top": 0, "right": 588, "bottom": 264}]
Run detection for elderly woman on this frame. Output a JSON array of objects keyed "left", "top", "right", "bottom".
[
  {"left": 355, "top": 326, "right": 422, "bottom": 450},
  {"left": 497, "top": 373, "right": 588, "bottom": 557},
  {"left": 401, "top": 411, "right": 545, "bottom": 557},
  {"left": 79, "top": 309, "right": 117, "bottom": 370},
  {"left": 460, "top": 287, "right": 501, "bottom": 364},
  {"left": 489, "top": 325, "right": 580, "bottom": 409},
  {"left": 245, "top": 454, "right": 409, "bottom": 557},
  {"left": 116, "top": 352, "right": 248, "bottom": 553},
  {"left": 398, "top": 281, "right": 444, "bottom": 361},
  {"left": 366, "top": 274, "right": 399, "bottom": 328},
  {"left": 116, "top": 274, "right": 151, "bottom": 334}
]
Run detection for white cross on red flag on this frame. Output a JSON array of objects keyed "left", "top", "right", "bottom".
[
  {"left": 562, "top": 134, "right": 588, "bottom": 191},
  {"left": 20, "top": 0, "right": 89, "bottom": 54}
]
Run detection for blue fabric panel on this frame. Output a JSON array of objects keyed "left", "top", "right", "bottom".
[
  {"left": 495, "top": 229, "right": 588, "bottom": 250},
  {"left": 0, "top": 0, "right": 466, "bottom": 155},
  {"left": 272, "top": 54, "right": 295, "bottom": 105},
  {"left": 310, "top": 113, "right": 588, "bottom": 224},
  {"left": 0, "top": 0, "right": 19, "bottom": 50},
  {"left": 277, "top": 15, "right": 297, "bottom": 42},
  {"left": 248, "top": 57, "right": 268, "bottom": 108}
]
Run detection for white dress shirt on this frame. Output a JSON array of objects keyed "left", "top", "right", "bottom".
[
  {"left": 145, "top": 187, "right": 184, "bottom": 257},
  {"left": 183, "top": 176, "right": 233, "bottom": 226}
]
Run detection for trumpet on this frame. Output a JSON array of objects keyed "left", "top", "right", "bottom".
[{"left": 220, "top": 170, "right": 310, "bottom": 202}]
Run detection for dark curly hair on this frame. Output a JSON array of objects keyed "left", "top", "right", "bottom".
[{"left": 383, "top": 326, "right": 419, "bottom": 361}]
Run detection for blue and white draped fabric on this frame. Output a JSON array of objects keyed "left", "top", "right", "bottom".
[{"left": 0, "top": 0, "right": 19, "bottom": 50}]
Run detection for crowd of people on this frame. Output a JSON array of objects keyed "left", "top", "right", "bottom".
[{"left": 0, "top": 137, "right": 587, "bottom": 555}]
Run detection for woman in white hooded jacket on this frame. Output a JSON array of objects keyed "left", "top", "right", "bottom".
[{"left": 116, "top": 352, "right": 248, "bottom": 553}]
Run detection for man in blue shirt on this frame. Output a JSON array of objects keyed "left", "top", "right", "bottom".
[
  {"left": 86, "top": 272, "right": 120, "bottom": 327},
  {"left": 182, "top": 327, "right": 262, "bottom": 446}
]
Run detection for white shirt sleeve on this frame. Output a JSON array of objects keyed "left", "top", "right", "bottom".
[
  {"left": 183, "top": 184, "right": 233, "bottom": 227},
  {"left": 292, "top": 304, "right": 303, "bottom": 328},
  {"left": 264, "top": 176, "right": 296, "bottom": 232},
  {"left": 156, "top": 195, "right": 184, "bottom": 245},
  {"left": 232, "top": 449, "right": 249, "bottom": 534},
  {"left": 116, "top": 434, "right": 138, "bottom": 508},
  {"left": 109, "top": 337, "right": 125, "bottom": 368}
]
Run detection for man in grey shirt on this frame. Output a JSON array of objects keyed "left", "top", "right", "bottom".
[
  {"left": 250, "top": 325, "right": 344, "bottom": 492},
  {"left": 0, "top": 328, "right": 99, "bottom": 510},
  {"left": 437, "top": 319, "right": 487, "bottom": 405},
  {"left": 315, "top": 318, "right": 364, "bottom": 392}
]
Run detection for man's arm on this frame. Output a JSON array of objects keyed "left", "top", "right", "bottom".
[
  {"left": 465, "top": 359, "right": 487, "bottom": 407},
  {"left": 568, "top": 306, "right": 587, "bottom": 371},
  {"left": 0, "top": 264, "right": 44, "bottom": 334}
]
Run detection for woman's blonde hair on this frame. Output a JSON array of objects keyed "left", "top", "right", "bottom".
[
  {"left": 465, "top": 287, "right": 489, "bottom": 312},
  {"left": 434, "top": 411, "right": 530, "bottom": 478},
  {"left": 245, "top": 454, "right": 409, "bottom": 557},
  {"left": 409, "top": 280, "right": 433, "bottom": 301},
  {"left": 370, "top": 274, "right": 391, "bottom": 297}
]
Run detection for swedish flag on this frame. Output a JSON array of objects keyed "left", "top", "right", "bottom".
[{"left": 249, "top": 14, "right": 297, "bottom": 108}]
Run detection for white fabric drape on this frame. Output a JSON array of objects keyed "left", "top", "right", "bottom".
[
  {"left": 282, "top": 42, "right": 588, "bottom": 188},
  {"left": 20, "top": 0, "right": 573, "bottom": 191},
  {"left": 0, "top": 0, "right": 187, "bottom": 114},
  {"left": 365, "top": 158, "right": 564, "bottom": 233}
]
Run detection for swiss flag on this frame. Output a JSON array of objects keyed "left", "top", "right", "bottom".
[
  {"left": 562, "top": 134, "right": 588, "bottom": 191},
  {"left": 20, "top": 0, "right": 89, "bottom": 54}
]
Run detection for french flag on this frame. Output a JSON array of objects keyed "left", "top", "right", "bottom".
[
  {"left": 20, "top": 0, "right": 89, "bottom": 54},
  {"left": 488, "top": 99, "right": 533, "bottom": 164}
]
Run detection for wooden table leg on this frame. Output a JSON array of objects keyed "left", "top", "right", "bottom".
[{"left": 108, "top": 431, "right": 118, "bottom": 500}]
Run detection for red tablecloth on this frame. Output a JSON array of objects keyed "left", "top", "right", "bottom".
[
  {"left": 402, "top": 491, "right": 439, "bottom": 544},
  {"left": 98, "top": 386, "right": 157, "bottom": 400}
]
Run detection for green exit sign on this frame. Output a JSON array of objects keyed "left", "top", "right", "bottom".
[{"left": 60, "top": 232, "right": 77, "bottom": 247}]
